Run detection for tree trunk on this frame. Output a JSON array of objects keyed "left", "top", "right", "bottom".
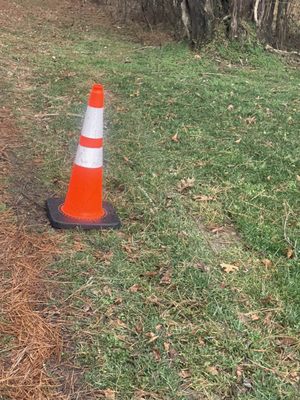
[
  {"left": 230, "top": 0, "right": 240, "bottom": 39},
  {"left": 259, "top": 0, "right": 277, "bottom": 43},
  {"left": 276, "top": 0, "right": 289, "bottom": 48}
]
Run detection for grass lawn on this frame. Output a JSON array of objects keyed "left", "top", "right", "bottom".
[{"left": 1, "top": 1, "right": 299, "bottom": 399}]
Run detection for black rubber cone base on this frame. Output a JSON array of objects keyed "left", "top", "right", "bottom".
[{"left": 46, "top": 198, "right": 121, "bottom": 230}]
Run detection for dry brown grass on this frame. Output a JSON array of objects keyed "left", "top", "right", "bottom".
[{"left": 0, "top": 109, "right": 66, "bottom": 399}]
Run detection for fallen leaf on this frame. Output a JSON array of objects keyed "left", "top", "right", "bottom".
[
  {"left": 94, "top": 251, "right": 113, "bottom": 264},
  {"left": 276, "top": 336, "right": 297, "bottom": 347},
  {"left": 168, "top": 347, "right": 178, "bottom": 359},
  {"left": 198, "top": 337, "right": 205, "bottom": 346},
  {"left": 236, "top": 365, "right": 243, "bottom": 379},
  {"left": 263, "top": 312, "right": 272, "bottom": 326},
  {"left": 146, "top": 332, "right": 159, "bottom": 343},
  {"left": 103, "top": 285, "right": 112, "bottom": 296},
  {"left": 103, "top": 389, "right": 116, "bottom": 400},
  {"left": 143, "top": 271, "right": 158, "bottom": 277},
  {"left": 129, "top": 284, "right": 142, "bottom": 293},
  {"left": 160, "top": 269, "right": 172, "bottom": 285},
  {"left": 122, "top": 243, "right": 134, "bottom": 254},
  {"left": 114, "top": 297, "right": 123, "bottom": 305},
  {"left": 146, "top": 295, "right": 161, "bottom": 306},
  {"left": 179, "top": 369, "right": 191, "bottom": 379},
  {"left": 207, "top": 366, "right": 219, "bottom": 375},
  {"left": 227, "top": 104, "right": 234, "bottom": 111},
  {"left": 153, "top": 348, "right": 161, "bottom": 361},
  {"left": 177, "top": 177, "right": 195, "bottom": 192},
  {"left": 171, "top": 133, "right": 179, "bottom": 142},
  {"left": 194, "top": 54, "right": 201, "bottom": 59},
  {"left": 235, "top": 138, "right": 242, "bottom": 144},
  {"left": 296, "top": 175, "right": 300, "bottom": 182},
  {"left": 105, "top": 305, "right": 115, "bottom": 318},
  {"left": 109, "top": 318, "right": 127, "bottom": 329},
  {"left": 220, "top": 263, "right": 239, "bottom": 273},
  {"left": 289, "top": 371, "right": 299, "bottom": 382},
  {"left": 135, "top": 323, "right": 143, "bottom": 334},
  {"left": 287, "top": 248, "right": 294, "bottom": 259},
  {"left": 250, "top": 313, "right": 260, "bottom": 321},
  {"left": 116, "top": 334, "right": 127, "bottom": 342},
  {"left": 193, "top": 194, "right": 216, "bottom": 201},
  {"left": 121, "top": 242, "right": 140, "bottom": 261},
  {"left": 245, "top": 116, "right": 256, "bottom": 125},
  {"left": 262, "top": 258, "right": 272, "bottom": 268},
  {"left": 163, "top": 342, "right": 170, "bottom": 352},
  {"left": 210, "top": 226, "right": 225, "bottom": 234}
]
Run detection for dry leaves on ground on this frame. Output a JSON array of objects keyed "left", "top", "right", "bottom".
[
  {"left": 177, "top": 177, "right": 195, "bottom": 192},
  {"left": 207, "top": 366, "right": 219, "bottom": 375},
  {"left": 129, "top": 283, "right": 142, "bottom": 293},
  {"left": 171, "top": 133, "right": 179, "bottom": 142},
  {"left": 220, "top": 263, "right": 239, "bottom": 273},
  {"left": 179, "top": 369, "right": 192, "bottom": 379},
  {"left": 193, "top": 194, "right": 216, "bottom": 201},
  {"left": 286, "top": 248, "right": 294, "bottom": 259},
  {"left": 159, "top": 269, "right": 172, "bottom": 285},
  {"left": 146, "top": 332, "right": 159, "bottom": 344},
  {"left": 262, "top": 258, "right": 272, "bottom": 268}
]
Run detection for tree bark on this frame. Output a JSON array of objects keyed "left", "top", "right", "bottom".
[
  {"left": 276, "top": 0, "right": 289, "bottom": 48},
  {"left": 230, "top": 0, "right": 240, "bottom": 39}
]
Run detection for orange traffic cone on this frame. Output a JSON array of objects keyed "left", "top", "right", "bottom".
[{"left": 46, "top": 84, "right": 121, "bottom": 229}]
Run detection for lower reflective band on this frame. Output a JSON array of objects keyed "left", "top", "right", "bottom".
[{"left": 74, "top": 145, "right": 103, "bottom": 168}]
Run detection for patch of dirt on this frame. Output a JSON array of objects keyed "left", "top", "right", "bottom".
[
  {"left": 0, "top": 105, "right": 49, "bottom": 227},
  {"left": 0, "top": 108, "right": 18, "bottom": 204},
  {"left": 197, "top": 218, "right": 241, "bottom": 254}
]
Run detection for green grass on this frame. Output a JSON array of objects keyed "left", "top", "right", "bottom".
[{"left": 1, "top": 2, "right": 300, "bottom": 399}]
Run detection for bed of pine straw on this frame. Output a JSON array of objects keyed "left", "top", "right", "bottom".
[{"left": 0, "top": 108, "right": 64, "bottom": 399}]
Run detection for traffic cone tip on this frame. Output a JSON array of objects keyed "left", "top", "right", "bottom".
[{"left": 89, "top": 84, "right": 104, "bottom": 108}]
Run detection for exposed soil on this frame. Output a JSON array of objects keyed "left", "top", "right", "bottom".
[{"left": 197, "top": 218, "right": 241, "bottom": 255}]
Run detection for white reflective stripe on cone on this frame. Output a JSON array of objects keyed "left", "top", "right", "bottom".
[
  {"left": 81, "top": 106, "right": 104, "bottom": 139},
  {"left": 75, "top": 145, "right": 103, "bottom": 168}
]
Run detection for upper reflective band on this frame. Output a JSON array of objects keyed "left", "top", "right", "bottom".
[
  {"left": 75, "top": 145, "right": 103, "bottom": 169},
  {"left": 81, "top": 106, "right": 103, "bottom": 139},
  {"left": 79, "top": 136, "right": 103, "bottom": 148}
]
